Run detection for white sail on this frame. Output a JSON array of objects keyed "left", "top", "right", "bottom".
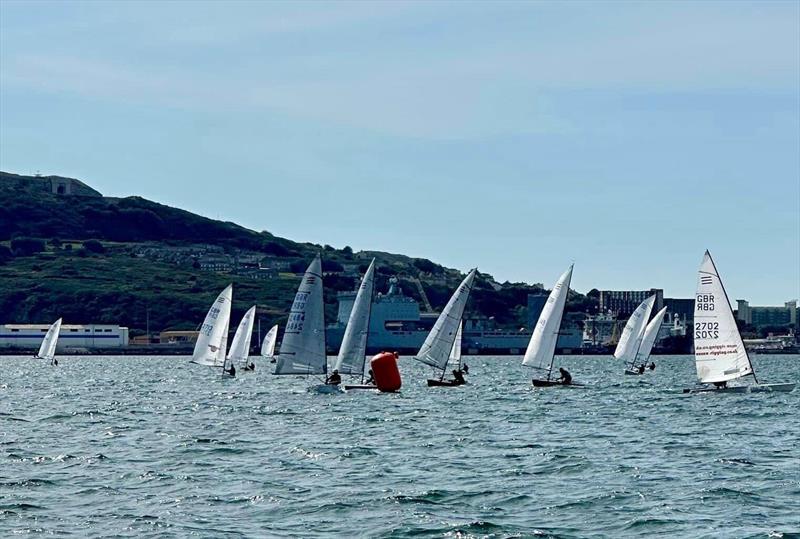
[
  {"left": 414, "top": 269, "right": 477, "bottom": 371},
  {"left": 37, "top": 318, "right": 62, "bottom": 361},
  {"left": 633, "top": 306, "right": 667, "bottom": 366},
  {"left": 450, "top": 321, "right": 463, "bottom": 365},
  {"left": 274, "top": 255, "right": 327, "bottom": 375},
  {"left": 522, "top": 265, "right": 573, "bottom": 376},
  {"left": 227, "top": 306, "right": 256, "bottom": 366},
  {"left": 261, "top": 324, "right": 279, "bottom": 359},
  {"left": 613, "top": 295, "right": 655, "bottom": 365},
  {"left": 334, "top": 259, "right": 376, "bottom": 375},
  {"left": 191, "top": 284, "right": 233, "bottom": 366},
  {"left": 693, "top": 251, "right": 754, "bottom": 384}
]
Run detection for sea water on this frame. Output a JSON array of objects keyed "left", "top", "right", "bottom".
[{"left": 1, "top": 355, "right": 798, "bottom": 538}]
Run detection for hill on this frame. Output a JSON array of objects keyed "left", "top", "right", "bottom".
[{"left": 0, "top": 172, "right": 597, "bottom": 339}]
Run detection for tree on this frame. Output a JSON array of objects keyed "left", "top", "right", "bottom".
[
  {"left": 10, "top": 237, "right": 45, "bottom": 256},
  {"left": 82, "top": 239, "right": 105, "bottom": 254}
]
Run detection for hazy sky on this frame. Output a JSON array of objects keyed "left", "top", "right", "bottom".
[{"left": 1, "top": 1, "right": 798, "bottom": 304}]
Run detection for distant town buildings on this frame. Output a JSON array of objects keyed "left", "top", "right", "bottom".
[
  {"left": 0, "top": 324, "right": 129, "bottom": 349},
  {"left": 598, "top": 288, "right": 664, "bottom": 318},
  {"left": 736, "top": 300, "right": 798, "bottom": 329}
]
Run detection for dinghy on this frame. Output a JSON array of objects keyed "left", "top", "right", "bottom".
[
  {"left": 36, "top": 318, "right": 62, "bottom": 366},
  {"left": 624, "top": 306, "right": 667, "bottom": 375},
  {"left": 225, "top": 305, "right": 256, "bottom": 375},
  {"left": 190, "top": 284, "right": 232, "bottom": 367},
  {"left": 613, "top": 295, "right": 655, "bottom": 375},
  {"left": 273, "top": 255, "right": 340, "bottom": 392},
  {"left": 333, "top": 260, "right": 379, "bottom": 391},
  {"left": 260, "top": 324, "right": 279, "bottom": 364},
  {"left": 683, "top": 251, "right": 795, "bottom": 394},
  {"left": 426, "top": 322, "right": 466, "bottom": 387},
  {"left": 522, "top": 265, "right": 578, "bottom": 387},
  {"left": 414, "top": 269, "right": 477, "bottom": 387}
]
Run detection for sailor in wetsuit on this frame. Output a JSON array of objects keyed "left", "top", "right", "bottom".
[
  {"left": 713, "top": 381, "right": 727, "bottom": 389},
  {"left": 226, "top": 364, "right": 236, "bottom": 377},
  {"left": 648, "top": 362, "right": 655, "bottom": 370},
  {"left": 366, "top": 369, "right": 375, "bottom": 385},
  {"left": 638, "top": 364, "right": 645, "bottom": 374},
  {"left": 452, "top": 369, "right": 466, "bottom": 384},
  {"left": 52, "top": 358, "right": 58, "bottom": 366},
  {"left": 556, "top": 367, "right": 572, "bottom": 385},
  {"left": 326, "top": 369, "right": 342, "bottom": 385},
  {"left": 462, "top": 363, "right": 469, "bottom": 374}
]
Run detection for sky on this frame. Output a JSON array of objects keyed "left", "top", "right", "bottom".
[{"left": 1, "top": 0, "right": 798, "bottom": 304}]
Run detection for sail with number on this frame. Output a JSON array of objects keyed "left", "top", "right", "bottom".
[
  {"left": 261, "top": 324, "right": 279, "bottom": 359},
  {"left": 614, "top": 295, "right": 655, "bottom": 366},
  {"left": 274, "top": 255, "right": 327, "bottom": 375},
  {"left": 227, "top": 306, "right": 256, "bottom": 367},
  {"left": 414, "top": 269, "right": 477, "bottom": 371},
  {"left": 633, "top": 307, "right": 667, "bottom": 366},
  {"left": 522, "top": 265, "right": 573, "bottom": 377},
  {"left": 191, "top": 285, "right": 233, "bottom": 366},
  {"left": 693, "top": 251, "right": 754, "bottom": 384},
  {"left": 334, "top": 259, "right": 376, "bottom": 376},
  {"left": 37, "top": 318, "right": 62, "bottom": 361}
]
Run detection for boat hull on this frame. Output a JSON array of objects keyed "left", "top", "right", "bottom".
[
  {"left": 427, "top": 379, "right": 465, "bottom": 387},
  {"left": 683, "top": 383, "right": 796, "bottom": 394},
  {"left": 343, "top": 384, "right": 378, "bottom": 391},
  {"left": 624, "top": 369, "right": 644, "bottom": 376},
  {"left": 531, "top": 379, "right": 583, "bottom": 387},
  {"left": 311, "top": 384, "right": 344, "bottom": 394}
]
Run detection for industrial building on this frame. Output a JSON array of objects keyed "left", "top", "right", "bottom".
[
  {"left": 0, "top": 324, "right": 129, "bottom": 350},
  {"left": 736, "top": 300, "right": 798, "bottom": 329},
  {"left": 598, "top": 288, "right": 664, "bottom": 319}
]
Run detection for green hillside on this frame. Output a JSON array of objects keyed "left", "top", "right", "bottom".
[{"left": 0, "top": 172, "right": 597, "bottom": 336}]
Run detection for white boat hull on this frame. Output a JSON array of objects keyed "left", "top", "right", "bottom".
[
  {"left": 683, "top": 382, "right": 796, "bottom": 394},
  {"left": 311, "top": 384, "right": 344, "bottom": 394}
]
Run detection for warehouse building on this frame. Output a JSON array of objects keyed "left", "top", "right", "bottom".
[{"left": 0, "top": 324, "right": 129, "bottom": 349}]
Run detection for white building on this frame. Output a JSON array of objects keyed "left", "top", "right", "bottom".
[{"left": 0, "top": 324, "right": 130, "bottom": 349}]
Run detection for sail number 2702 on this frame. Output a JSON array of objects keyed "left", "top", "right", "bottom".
[{"left": 695, "top": 322, "right": 719, "bottom": 339}]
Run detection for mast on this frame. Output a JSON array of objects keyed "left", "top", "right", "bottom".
[
  {"left": 706, "top": 251, "right": 758, "bottom": 383},
  {"left": 547, "top": 266, "right": 573, "bottom": 380}
]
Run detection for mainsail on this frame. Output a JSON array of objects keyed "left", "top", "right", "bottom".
[
  {"left": 693, "top": 251, "right": 754, "bottom": 384},
  {"left": 274, "top": 255, "right": 327, "bottom": 375},
  {"left": 227, "top": 306, "right": 256, "bottom": 367},
  {"left": 633, "top": 306, "right": 667, "bottom": 367},
  {"left": 522, "top": 265, "right": 574, "bottom": 377},
  {"left": 613, "top": 295, "right": 655, "bottom": 366},
  {"left": 334, "top": 259, "right": 376, "bottom": 376},
  {"left": 261, "top": 324, "right": 279, "bottom": 359},
  {"left": 414, "top": 269, "right": 477, "bottom": 371},
  {"left": 37, "top": 318, "right": 62, "bottom": 361},
  {"left": 450, "top": 321, "right": 463, "bottom": 369},
  {"left": 191, "top": 284, "right": 233, "bottom": 366}
]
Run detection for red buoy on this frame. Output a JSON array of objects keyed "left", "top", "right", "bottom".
[{"left": 370, "top": 352, "right": 402, "bottom": 392}]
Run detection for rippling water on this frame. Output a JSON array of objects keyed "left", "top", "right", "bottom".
[{"left": 1, "top": 354, "right": 798, "bottom": 538}]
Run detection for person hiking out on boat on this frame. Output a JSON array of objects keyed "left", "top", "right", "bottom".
[
  {"left": 52, "top": 359, "right": 58, "bottom": 366},
  {"left": 638, "top": 364, "right": 645, "bottom": 375},
  {"left": 713, "top": 380, "right": 727, "bottom": 389},
  {"left": 326, "top": 369, "right": 341, "bottom": 385},
  {"left": 244, "top": 362, "right": 255, "bottom": 371},
  {"left": 366, "top": 369, "right": 375, "bottom": 385},
  {"left": 226, "top": 364, "right": 236, "bottom": 377},
  {"left": 648, "top": 362, "right": 655, "bottom": 370},
  {"left": 462, "top": 363, "right": 469, "bottom": 374},
  {"left": 452, "top": 369, "right": 465, "bottom": 384},
  {"left": 556, "top": 367, "right": 572, "bottom": 385}
]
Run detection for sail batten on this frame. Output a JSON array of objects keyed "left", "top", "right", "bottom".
[
  {"left": 191, "top": 285, "right": 233, "bottom": 366},
  {"left": 614, "top": 295, "right": 656, "bottom": 366},
  {"left": 334, "top": 259, "right": 376, "bottom": 375},
  {"left": 522, "top": 265, "right": 573, "bottom": 378},
  {"left": 37, "top": 318, "right": 62, "bottom": 361},
  {"left": 693, "top": 251, "right": 754, "bottom": 384},
  {"left": 274, "top": 255, "right": 327, "bottom": 375},
  {"left": 227, "top": 306, "right": 256, "bottom": 367},
  {"left": 413, "top": 269, "right": 477, "bottom": 371}
]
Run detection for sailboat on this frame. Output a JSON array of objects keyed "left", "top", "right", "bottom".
[
  {"left": 683, "top": 251, "right": 795, "bottom": 393},
  {"left": 36, "top": 318, "right": 62, "bottom": 366},
  {"left": 414, "top": 269, "right": 477, "bottom": 387},
  {"left": 261, "top": 324, "right": 279, "bottom": 363},
  {"left": 273, "top": 255, "right": 336, "bottom": 391},
  {"left": 625, "top": 306, "right": 667, "bottom": 375},
  {"left": 522, "top": 265, "right": 576, "bottom": 387},
  {"left": 613, "top": 295, "right": 655, "bottom": 375},
  {"left": 223, "top": 305, "right": 256, "bottom": 376},
  {"left": 333, "top": 260, "right": 378, "bottom": 390},
  {"left": 190, "top": 284, "right": 232, "bottom": 367}
]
